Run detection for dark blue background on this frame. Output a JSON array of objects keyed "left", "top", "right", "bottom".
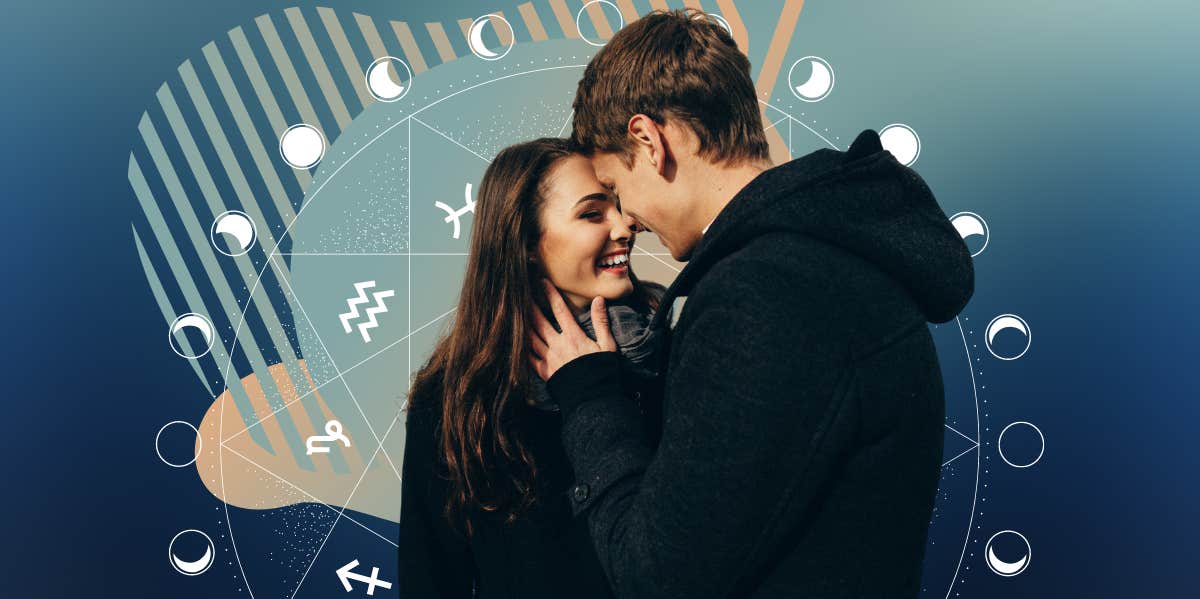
[{"left": 2, "top": 1, "right": 1195, "bottom": 596}]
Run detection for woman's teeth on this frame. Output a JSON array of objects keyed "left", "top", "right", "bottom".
[{"left": 597, "top": 253, "right": 629, "bottom": 268}]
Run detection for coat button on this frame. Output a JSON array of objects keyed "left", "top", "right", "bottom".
[{"left": 571, "top": 484, "right": 590, "bottom": 503}]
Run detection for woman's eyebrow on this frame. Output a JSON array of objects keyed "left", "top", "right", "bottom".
[{"left": 573, "top": 192, "right": 610, "bottom": 206}]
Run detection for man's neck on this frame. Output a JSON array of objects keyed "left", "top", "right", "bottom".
[{"left": 692, "top": 159, "right": 773, "bottom": 235}]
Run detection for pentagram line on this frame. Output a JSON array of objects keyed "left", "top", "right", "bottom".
[
  {"left": 222, "top": 444, "right": 398, "bottom": 548},
  {"left": 270, "top": 254, "right": 403, "bottom": 482},
  {"left": 941, "top": 443, "right": 979, "bottom": 468},
  {"left": 289, "top": 412, "right": 403, "bottom": 599},
  {"left": 411, "top": 116, "right": 491, "bottom": 164},
  {"left": 944, "top": 423, "right": 977, "bottom": 444},
  {"left": 634, "top": 246, "right": 681, "bottom": 274},
  {"left": 763, "top": 114, "right": 789, "bottom": 133},
  {"left": 555, "top": 108, "right": 574, "bottom": 138},
  {"left": 221, "top": 305, "right": 457, "bottom": 445}
]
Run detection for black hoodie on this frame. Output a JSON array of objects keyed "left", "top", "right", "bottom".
[{"left": 545, "top": 129, "right": 975, "bottom": 598}]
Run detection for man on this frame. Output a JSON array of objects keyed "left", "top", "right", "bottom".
[{"left": 528, "top": 10, "right": 974, "bottom": 598}]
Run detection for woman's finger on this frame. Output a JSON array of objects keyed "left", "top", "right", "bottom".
[
  {"left": 530, "top": 332, "right": 548, "bottom": 358},
  {"left": 590, "top": 296, "right": 617, "bottom": 352},
  {"left": 542, "top": 279, "right": 577, "bottom": 336},
  {"left": 530, "top": 306, "right": 557, "bottom": 341}
]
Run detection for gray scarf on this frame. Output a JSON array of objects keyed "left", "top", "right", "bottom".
[{"left": 529, "top": 284, "right": 668, "bottom": 412}]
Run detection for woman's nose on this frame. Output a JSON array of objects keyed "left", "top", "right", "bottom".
[{"left": 612, "top": 213, "right": 637, "bottom": 239}]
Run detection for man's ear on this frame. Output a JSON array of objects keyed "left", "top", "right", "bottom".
[{"left": 627, "top": 114, "right": 668, "bottom": 176}]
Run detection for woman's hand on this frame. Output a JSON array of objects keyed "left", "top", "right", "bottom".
[{"left": 529, "top": 279, "right": 617, "bottom": 380}]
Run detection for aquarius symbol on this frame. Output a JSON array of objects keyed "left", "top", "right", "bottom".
[
  {"left": 434, "top": 183, "right": 476, "bottom": 239},
  {"left": 339, "top": 280, "right": 395, "bottom": 343},
  {"left": 306, "top": 419, "right": 351, "bottom": 455}
]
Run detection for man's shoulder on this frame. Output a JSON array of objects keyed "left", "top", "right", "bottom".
[{"left": 690, "top": 232, "right": 847, "bottom": 304}]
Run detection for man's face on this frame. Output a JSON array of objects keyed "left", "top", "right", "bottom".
[{"left": 590, "top": 151, "right": 698, "bottom": 261}]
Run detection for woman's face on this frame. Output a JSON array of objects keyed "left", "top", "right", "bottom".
[{"left": 537, "top": 155, "right": 638, "bottom": 313}]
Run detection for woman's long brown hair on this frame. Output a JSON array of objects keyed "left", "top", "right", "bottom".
[{"left": 407, "top": 138, "right": 657, "bottom": 536}]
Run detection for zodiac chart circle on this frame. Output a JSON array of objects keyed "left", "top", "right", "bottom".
[{"left": 130, "top": 4, "right": 1042, "bottom": 597}]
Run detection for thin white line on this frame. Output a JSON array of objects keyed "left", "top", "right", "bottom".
[
  {"left": 268, "top": 255, "right": 403, "bottom": 481},
  {"left": 756, "top": 99, "right": 841, "bottom": 151},
  {"left": 941, "top": 443, "right": 978, "bottom": 468},
  {"left": 276, "top": 252, "right": 469, "bottom": 256},
  {"left": 555, "top": 108, "right": 574, "bottom": 138},
  {"left": 763, "top": 114, "right": 788, "bottom": 133},
  {"left": 944, "top": 423, "right": 977, "bottom": 444},
  {"left": 634, "top": 247, "right": 681, "bottom": 274},
  {"left": 289, "top": 412, "right": 403, "bottom": 599},
  {"left": 945, "top": 316, "right": 982, "bottom": 599},
  {"left": 221, "top": 444, "right": 398, "bottom": 548},
  {"left": 407, "top": 117, "right": 412, "bottom": 411},
  {"left": 411, "top": 116, "right": 491, "bottom": 164},
  {"left": 221, "top": 306, "right": 457, "bottom": 444}
]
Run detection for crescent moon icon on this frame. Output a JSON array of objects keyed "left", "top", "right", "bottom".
[
  {"left": 985, "top": 313, "right": 1031, "bottom": 360},
  {"left": 468, "top": 15, "right": 514, "bottom": 61},
  {"left": 986, "top": 315, "right": 1028, "bottom": 345},
  {"left": 172, "top": 545, "right": 213, "bottom": 575},
  {"left": 789, "top": 56, "right": 835, "bottom": 102},
  {"left": 211, "top": 210, "right": 256, "bottom": 256},
  {"left": 366, "top": 61, "right": 405, "bottom": 100},
  {"left": 949, "top": 211, "right": 990, "bottom": 257},
  {"left": 984, "top": 530, "right": 1031, "bottom": 577},
  {"left": 168, "top": 529, "right": 215, "bottom": 576},
  {"left": 168, "top": 313, "right": 216, "bottom": 359}
]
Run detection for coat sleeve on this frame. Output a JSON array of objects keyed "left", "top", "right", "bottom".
[
  {"left": 398, "top": 404, "right": 477, "bottom": 598},
  {"left": 546, "top": 255, "right": 856, "bottom": 598}
]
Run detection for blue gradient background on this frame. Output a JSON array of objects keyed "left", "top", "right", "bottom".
[{"left": 1, "top": 0, "right": 1195, "bottom": 596}]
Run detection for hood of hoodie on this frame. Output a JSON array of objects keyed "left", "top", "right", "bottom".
[{"left": 652, "top": 129, "right": 974, "bottom": 328}]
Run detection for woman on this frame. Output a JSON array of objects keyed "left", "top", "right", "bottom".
[{"left": 398, "top": 138, "right": 669, "bottom": 598}]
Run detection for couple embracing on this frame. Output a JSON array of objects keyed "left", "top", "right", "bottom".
[{"left": 399, "top": 10, "right": 974, "bottom": 599}]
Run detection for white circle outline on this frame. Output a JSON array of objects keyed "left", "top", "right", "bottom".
[
  {"left": 156, "top": 420, "right": 201, "bottom": 468},
  {"left": 468, "top": 14, "right": 515, "bottom": 61},
  {"left": 278, "top": 123, "right": 326, "bottom": 169},
  {"left": 787, "top": 56, "right": 835, "bottom": 102},
  {"left": 878, "top": 123, "right": 921, "bottom": 165},
  {"left": 997, "top": 421, "right": 1044, "bottom": 468},
  {"left": 985, "top": 312, "right": 1031, "bottom": 361},
  {"left": 168, "top": 528, "right": 216, "bottom": 576},
  {"left": 209, "top": 210, "right": 257, "bottom": 257},
  {"left": 168, "top": 312, "right": 215, "bottom": 359},
  {"left": 984, "top": 529, "right": 1031, "bottom": 577},
  {"left": 949, "top": 211, "right": 990, "bottom": 258},
  {"left": 364, "top": 56, "right": 413, "bottom": 102},
  {"left": 576, "top": 1, "right": 624, "bottom": 47},
  {"left": 708, "top": 13, "right": 733, "bottom": 37}
]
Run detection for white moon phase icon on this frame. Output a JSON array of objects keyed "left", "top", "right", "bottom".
[
  {"left": 789, "top": 56, "right": 834, "bottom": 102},
  {"left": 949, "top": 211, "right": 990, "bottom": 257},
  {"left": 211, "top": 210, "right": 256, "bottom": 256},
  {"left": 168, "top": 313, "right": 215, "bottom": 359},
  {"left": 468, "top": 14, "right": 514, "bottom": 61},
  {"left": 985, "top": 313, "right": 1031, "bottom": 360},
  {"left": 365, "top": 57, "right": 410, "bottom": 102},
  {"left": 984, "top": 530, "right": 1031, "bottom": 577},
  {"left": 879, "top": 124, "right": 921, "bottom": 166},
  {"left": 168, "top": 529, "right": 215, "bottom": 576},
  {"left": 279, "top": 124, "right": 325, "bottom": 169}
]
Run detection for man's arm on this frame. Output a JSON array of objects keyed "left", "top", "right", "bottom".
[{"left": 545, "top": 257, "right": 856, "bottom": 598}]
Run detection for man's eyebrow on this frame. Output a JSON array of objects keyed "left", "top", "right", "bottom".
[{"left": 574, "top": 192, "right": 610, "bottom": 206}]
